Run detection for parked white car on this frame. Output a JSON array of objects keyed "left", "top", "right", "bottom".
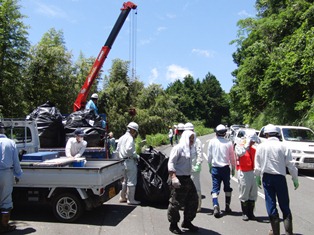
[{"left": 258, "top": 125, "right": 314, "bottom": 170}]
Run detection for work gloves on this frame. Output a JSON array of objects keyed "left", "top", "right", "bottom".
[
  {"left": 256, "top": 176, "right": 262, "bottom": 189},
  {"left": 208, "top": 163, "right": 212, "bottom": 174},
  {"left": 231, "top": 166, "right": 235, "bottom": 177},
  {"left": 293, "top": 179, "right": 299, "bottom": 190},
  {"left": 193, "top": 163, "right": 202, "bottom": 172},
  {"left": 171, "top": 177, "right": 181, "bottom": 188}
]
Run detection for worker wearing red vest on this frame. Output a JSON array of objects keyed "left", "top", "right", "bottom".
[{"left": 235, "top": 130, "right": 259, "bottom": 221}]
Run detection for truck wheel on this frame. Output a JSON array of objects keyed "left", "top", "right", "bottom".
[{"left": 52, "top": 192, "right": 83, "bottom": 223}]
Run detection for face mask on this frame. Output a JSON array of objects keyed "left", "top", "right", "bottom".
[{"left": 77, "top": 137, "right": 84, "bottom": 142}]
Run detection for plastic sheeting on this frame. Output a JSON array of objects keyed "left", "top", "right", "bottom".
[
  {"left": 27, "top": 101, "right": 65, "bottom": 148},
  {"left": 135, "top": 147, "right": 170, "bottom": 204}
]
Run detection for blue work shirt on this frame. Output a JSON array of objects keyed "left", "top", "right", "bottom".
[
  {"left": 85, "top": 99, "right": 99, "bottom": 115},
  {"left": 0, "top": 134, "right": 23, "bottom": 177}
]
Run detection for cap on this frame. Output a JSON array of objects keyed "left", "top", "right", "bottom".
[
  {"left": 184, "top": 122, "right": 194, "bottom": 130},
  {"left": 215, "top": 124, "right": 227, "bottom": 135},
  {"left": 177, "top": 123, "right": 185, "bottom": 131},
  {"left": 91, "top": 93, "right": 98, "bottom": 99},
  {"left": 74, "top": 128, "right": 85, "bottom": 137},
  {"left": 127, "top": 122, "right": 139, "bottom": 132},
  {"left": 264, "top": 124, "right": 279, "bottom": 134},
  {"left": 245, "top": 130, "right": 258, "bottom": 142}
]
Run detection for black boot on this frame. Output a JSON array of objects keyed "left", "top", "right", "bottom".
[
  {"left": 181, "top": 220, "right": 199, "bottom": 232},
  {"left": 169, "top": 223, "right": 182, "bottom": 234},
  {"left": 283, "top": 214, "right": 293, "bottom": 235},
  {"left": 247, "top": 200, "right": 256, "bottom": 220},
  {"left": 241, "top": 201, "right": 249, "bottom": 221},
  {"left": 225, "top": 195, "right": 232, "bottom": 213},
  {"left": 0, "top": 210, "right": 16, "bottom": 233},
  {"left": 269, "top": 214, "right": 280, "bottom": 235}
]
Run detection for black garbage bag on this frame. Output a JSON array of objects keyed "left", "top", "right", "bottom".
[
  {"left": 64, "top": 110, "right": 106, "bottom": 147},
  {"left": 135, "top": 147, "right": 170, "bottom": 204},
  {"left": 27, "top": 101, "right": 65, "bottom": 148}
]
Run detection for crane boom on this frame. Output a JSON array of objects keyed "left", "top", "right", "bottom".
[{"left": 73, "top": 1, "right": 137, "bottom": 111}]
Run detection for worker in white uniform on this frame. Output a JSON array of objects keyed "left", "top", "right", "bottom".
[
  {"left": 207, "top": 124, "right": 235, "bottom": 218},
  {"left": 117, "top": 122, "right": 140, "bottom": 205},
  {"left": 184, "top": 122, "right": 203, "bottom": 212},
  {"left": 0, "top": 122, "right": 22, "bottom": 233},
  {"left": 65, "top": 128, "right": 87, "bottom": 158},
  {"left": 255, "top": 124, "right": 299, "bottom": 235}
]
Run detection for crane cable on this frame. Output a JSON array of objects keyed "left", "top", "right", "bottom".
[{"left": 129, "top": 8, "right": 137, "bottom": 81}]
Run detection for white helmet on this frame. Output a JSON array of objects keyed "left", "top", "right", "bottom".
[
  {"left": 184, "top": 122, "right": 194, "bottom": 131},
  {"left": 127, "top": 122, "right": 139, "bottom": 132},
  {"left": 215, "top": 124, "right": 227, "bottom": 135},
  {"left": 91, "top": 93, "right": 98, "bottom": 99},
  {"left": 177, "top": 123, "right": 185, "bottom": 131},
  {"left": 245, "top": 130, "right": 258, "bottom": 142},
  {"left": 264, "top": 124, "right": 278, "bottom": 134}
]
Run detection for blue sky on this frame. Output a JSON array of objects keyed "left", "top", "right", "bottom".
[{"left": 19, "top": 0, "right": 256, "bottom": 92}]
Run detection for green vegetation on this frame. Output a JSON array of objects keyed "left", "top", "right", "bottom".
[{"left": 1, "top": 0, "right": 314, "bottom": 141}]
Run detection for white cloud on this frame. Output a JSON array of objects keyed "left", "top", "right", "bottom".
[
  {"left": 36, "top": 3, "right": 67, "bottom": 19},
  {"left": 238, "top": 10, "right": 251, "bottom": 17},
  {"left": 148, "top": 68, "right": 158, "bottom": 84},
  {"left": 166, "top": 64, "right": 193, "bottom": 82},
  {"left": 166, "top": 13, "right": 176, "bottom": 19},
  {"left": 192, "top": 49, "right": 214, "bottom": 58}
]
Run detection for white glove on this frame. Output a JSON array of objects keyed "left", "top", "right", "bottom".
[{"left": 171, "top": 177, "right": 181, "bottom": 188}]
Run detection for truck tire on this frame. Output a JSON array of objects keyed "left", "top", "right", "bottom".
[{"left": 52, "top": 192, "right": 84, "bottom": 223}]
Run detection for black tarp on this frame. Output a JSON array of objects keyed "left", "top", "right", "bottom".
[
  {"left": 27, "top": 101, "right": 65, "bottom": 148},
  {"left": 64, "top": 109, "right": 106, "bottom": 147},
  {"left": 135, "top": 147, "right": 170, "bottom": 204}
]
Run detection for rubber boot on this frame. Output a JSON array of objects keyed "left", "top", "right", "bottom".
[
  {"left": 240, "top": 201, "right": 249, "bottom": 221},
  {"left": 0, "top": 210, "right": 16, "bottom": 233},
  {"left": 283, "top": 214, "right": 293, "bottom": 235},
  {"left": 197, "top": 191, "right": 202, "bottom": 212},
  {"left": 119, "top": 182, "right": 127, "bottom": 203},
  {"left": 181, "top": 220, "right": 199, "bottom": 232},
  {"left": 169, "top": 223, "right": 182, "bottom": 234},
  {"left": 225, "top": 193, "right": 232, "bottom": 213},
  {"left": 269, "top": 214, "right": 280, "bottom": 235},
  {"left": 127, "top": 186, "right": 141, "bottom": 205},
  {"left": 247, "top": 200, "right": 256, "bottom": 220}
]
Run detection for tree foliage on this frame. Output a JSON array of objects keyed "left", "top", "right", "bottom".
[
  {"left": 230, "top": 0, "right": 314, "bottom": 129},
  {"left": 24, "top": 28, "right": 75, "bottom": 114},
  {"left": 0, "top": 0, "right": 29, "bottom": 117}
]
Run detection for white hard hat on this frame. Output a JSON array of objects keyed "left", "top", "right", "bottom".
[
  {"left": 215, "top": 124, "right": 227, "bottom": 135},
  {"left": 91, "top": 93, "right": 98, "bottom": 99},
  {"left": 127, "top": 122, "right": 139, "bottom": 132},
  {"left": 264, "top": 124, "right": 278, "bottom": 134},
  {"left": 184, "top": 122, "right": 194, "bottom": 130},
  {"left": 177, "top": 123, "right": 185, "bottom": 131},
  {"left": 245, "top": 130, "right": 258, "bottom": 142}
]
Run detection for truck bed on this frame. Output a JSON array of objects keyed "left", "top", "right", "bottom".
[{"left": 16, "top": 159, "right": 124, "bottom": 190}]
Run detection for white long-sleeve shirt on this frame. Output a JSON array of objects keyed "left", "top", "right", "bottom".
[
  {"left": 116, "top": 131, "right": 137, "bottom": 159},
  {"left": 207, "top": 136, "right": 235, "bottom": 167},
  {"left": 65, "top": 137, "right": 87, "bottom": 158},
  {"left": 254, "top": 137, "right": 298, "bottom": 181},
  {"left": 191, "top": 138, "right": 203, "bottom": 172}
]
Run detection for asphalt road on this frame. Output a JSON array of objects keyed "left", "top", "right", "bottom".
[{"left": 9, "top": 133, "right": 314, "bottom": 235}]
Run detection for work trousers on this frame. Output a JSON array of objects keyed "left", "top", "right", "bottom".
[
  {"left": 0, "top": 169, "right": 14, "bottom": 209},
  {"left": 211, "top": 165, "right": 233, "bottom": 195},
  {"left": 237, "top": 170, "right": 257, "bottom": 202},
  {"left": 122, "top": 159, "right": 138, "bottom": 187},
  {"left": 168, "top": 176, "right": 198, "bottom": 223},
  {"left": 263, "top": 173, "right": 291, "bottom": 217}
]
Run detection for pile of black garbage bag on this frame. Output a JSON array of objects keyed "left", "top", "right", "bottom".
[
  {"left": 135, "top": 147, "right": 170, "bottom": 204},
  {"left": 27, "top": 101, "right": 106, "bottom": 148}
]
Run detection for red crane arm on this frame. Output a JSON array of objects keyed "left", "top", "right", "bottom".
[{"left": 73, "top": 1, "right": 137, "bottom": 111}]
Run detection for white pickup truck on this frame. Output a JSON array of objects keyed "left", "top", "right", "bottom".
[
  {"left": 258, "top": 125, "right": 314, "bottom": 170},
  {"left": 1, "top": 119, "right": 124, "bottom": 222}
]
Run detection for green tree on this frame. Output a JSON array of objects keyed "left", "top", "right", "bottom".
[
  {"left": 0, "top": 0, "right": 30, "bottom": 117},
  {"left": 24, "top": 28, "right": 75, "bottom": 114},
  {"left": 231, "top": 0, "right": 314, "bottom": 128}
]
